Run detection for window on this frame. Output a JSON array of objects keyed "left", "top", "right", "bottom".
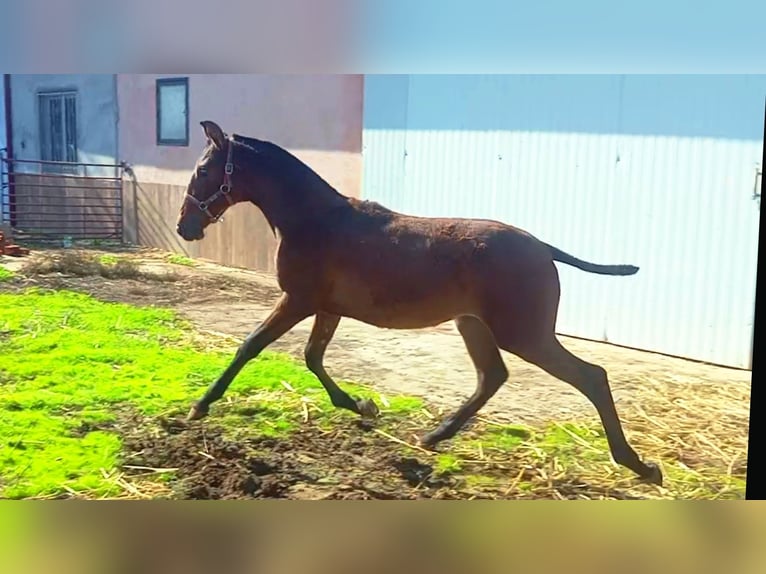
[
  {"left": 156, "top": 77, "right": 189, "bottom": 146},
  {"left": 38, "top": 91, "right": 78, "bottom": 173}
]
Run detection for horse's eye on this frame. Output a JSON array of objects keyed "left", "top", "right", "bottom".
[{"left": 197, "top": 167, "right": 208, "bottom": 177}]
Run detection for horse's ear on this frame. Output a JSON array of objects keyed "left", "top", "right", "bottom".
[{"left": 200, "top": 121, "right": 226, "bottom": 150}]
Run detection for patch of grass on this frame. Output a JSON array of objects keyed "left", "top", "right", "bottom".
[
  {"left": 434, "top": 453, "right": 463, "bottom": 475},
  {"left": 98, "top": 254, "right": 120, "bottom": 266},
  {"left": 463, "top": 475, "right": 500, "bottom": 489},
  {"left": 0, "top": 267, "right": 15, "bottom": 282},
  {"left": 2, "top": 416, "right": 123, "bottom": 499},
  {"left": 481, "top": 424, "right": 532, "bottom": 451},
  {"left": 166, "top": 253, "right": 196, "bottom": 267},
  {"left": 0, "top": 289, "right": 419, "bottom": 499},
  {"left": 21, "top": 251, "right": 178, "bottom": 282}
]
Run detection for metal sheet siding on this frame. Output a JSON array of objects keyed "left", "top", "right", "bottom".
[
  {"left": 362, "top": 75, "right": 765, "bottom": 369},
  {"left": 608, "top": 135, "right": 761, "bottom": 368},
  {"left": 361, "top": 75, "right": 410, "bottom": 213},
  {"left": 606, "top": 76, "right": 764, "bottom": 368}
]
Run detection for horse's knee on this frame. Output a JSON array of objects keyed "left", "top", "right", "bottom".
[{"left": 236, "top": 335, "right": 260, "bottom": 361}]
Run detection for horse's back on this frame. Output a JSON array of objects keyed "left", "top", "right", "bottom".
[{"left": 303, "top": 208, "right": 557, "bottom": 328}]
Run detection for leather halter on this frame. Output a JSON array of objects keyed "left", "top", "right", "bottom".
[{"left": 185, "top": 138, "right": 235, "bottom": 223}]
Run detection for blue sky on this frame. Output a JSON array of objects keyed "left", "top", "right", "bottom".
[{"left": 360, "top": 0, "right": 766, "bottom": 72}]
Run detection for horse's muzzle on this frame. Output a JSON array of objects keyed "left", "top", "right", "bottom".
[{"left": 176, "top": 222, "right": 204, "bottom": 241}]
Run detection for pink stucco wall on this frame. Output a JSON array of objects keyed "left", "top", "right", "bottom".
[{"left": 117, "top": 74, "right": 363, "bottom": 197}]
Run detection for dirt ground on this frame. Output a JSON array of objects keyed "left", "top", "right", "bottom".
[{"left": 118, "top": 413, "right": 641, "bottom": 500}]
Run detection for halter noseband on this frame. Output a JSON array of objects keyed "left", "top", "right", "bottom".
[{"left": 186, "top": 138, "right": 235, "bottom": 223}]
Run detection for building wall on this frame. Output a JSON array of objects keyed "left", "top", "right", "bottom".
[
  {"left": 9, "top": 74, "right": 118, "bottom": 176},
  {"left": 363, "top": 74, "right": 765, "bottom": 369},
  {"left": 0, "top": 76, "right": 6, "bottom": 152},
  {"left": 1, "top": 75, "right": 7, "bottom": 223},
  {"left": 118, "top": 74, "right": 364, "bottom": 271},
  {"left": 6, "top": 75, "right": 119, "bottom": 236}
]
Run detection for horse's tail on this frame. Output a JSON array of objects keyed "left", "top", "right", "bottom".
[{"left": 545, "top": 243, "right": 639, "bottom": 276}]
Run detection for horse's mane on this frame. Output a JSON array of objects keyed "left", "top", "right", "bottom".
[
  {"left": 229, "top": 133, "right": 395, "bottom": 225},
  {"left": 231, "top": 133, "right": 283, "bottom": 156},
  {"left": 230, "top": 133, "right": 328, "bottom": 187}
]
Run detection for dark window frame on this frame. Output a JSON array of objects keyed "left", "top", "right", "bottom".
[
  {"left": 37, "top": 89, "right": 79, "bottom": 174},
  {"left": 156, "top": 77, "right": 189, "bottom": 146}
]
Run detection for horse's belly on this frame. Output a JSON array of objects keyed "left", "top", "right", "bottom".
[
  {"left": 341, "top": 302, "right": 460, "bottom": 329},
  {"left": 323, "top": 272, "right": 477, "bottom": 329}
]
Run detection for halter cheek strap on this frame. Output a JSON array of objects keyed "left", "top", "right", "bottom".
[{"left": 186, "top": 138, "right": 235, "bottom": 223}]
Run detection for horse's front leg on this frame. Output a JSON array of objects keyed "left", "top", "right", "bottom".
[
  {"left": 187, "top": 294, "right": 311, "bottom": 421},
  {"left": 304, "top": 312, "right": 379, "bottom": 417}
]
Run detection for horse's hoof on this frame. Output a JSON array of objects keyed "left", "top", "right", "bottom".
[
  {"left": 417, "top": 433, "right": 440, "bottom": 451},
  {"left": 640, "top": 462, "right": 663, "bottom": 487},
  {"left": 186, "top": 403, "right": 209, "bottom": 421},
  {"left": 357, "top": 398, "right": 380, "bottom": 419}
]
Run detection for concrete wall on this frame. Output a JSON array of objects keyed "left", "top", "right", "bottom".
[
  {"left": 118, "top": 74, "right": 364, "bottom": 272},
  {"left": 9, "top": 74, "right": 118, "bottom": 177}
]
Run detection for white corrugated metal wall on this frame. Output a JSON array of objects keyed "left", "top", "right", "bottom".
[{"left": 362, "top": 75, "right": 764, "bottom": 369}]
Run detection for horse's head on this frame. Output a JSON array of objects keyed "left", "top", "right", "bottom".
[{"left": 177, "top": 120, "right": 244, "bottom": 241}]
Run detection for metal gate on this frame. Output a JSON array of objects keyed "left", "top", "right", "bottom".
[
  {"left": 0, "top": 157, "right": 124, "bottom": 241},
  {"left": 0, "top": 148, "right": 9, "bottom": 224}
]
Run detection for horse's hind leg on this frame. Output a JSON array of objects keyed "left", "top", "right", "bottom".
[
  {"left": 305, "top": 312, "right": 379, "bottom": 418},
  {"left": 509, "top": 334, "right": 662, "bottom": 486},
  {"left": 420, "top": 315, "right": 508, "bottom": 447}
]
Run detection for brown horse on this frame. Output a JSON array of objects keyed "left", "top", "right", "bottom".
[{"left": 176, "top": 120, "right": 662, "bottom": 486}]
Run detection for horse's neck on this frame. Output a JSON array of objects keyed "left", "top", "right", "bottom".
[
  {"left": 254, "top": 179, "right": 348, "bottom": 239},
  {"left": 239, "top": 145, "right": 349, "bottom": 236}
]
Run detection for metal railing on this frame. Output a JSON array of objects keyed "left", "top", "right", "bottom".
[
  {"left": 0, "top": 148, "right": 9, "bottom": 224},
  {"left": 0, "top": 157, "right": 124, "bottom": 241}
]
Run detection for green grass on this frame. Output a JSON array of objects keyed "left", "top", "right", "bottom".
[
  {"left": 166, "top": 254, "right": 196, "bottom": 267},
  {"left": 97, "top": 254, "right": 120, "bottom": 266},
  {"left": 0, "top": 289, "right": 419, "bottom": 499},
  {"left": 0, "top": 288, "right": 746, "bottom": 500},
  {"left": 434, "top": 453, "right": 463, "bottom": 475},
  {"left": 0, "top": 267, "right": 15, "bottom": 282}
]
